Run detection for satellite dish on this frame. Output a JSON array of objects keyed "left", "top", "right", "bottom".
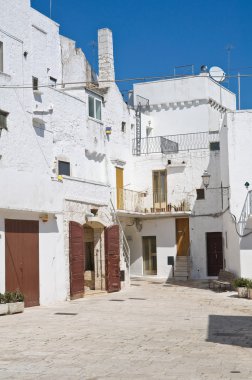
[{"left": 209, "top": 66, "right": 225, "bottom": 82}]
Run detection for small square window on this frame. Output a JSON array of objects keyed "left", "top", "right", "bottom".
[
  {"left": 88, "top": 95, "right": 101, "bottom": 121},
  {"left": 210, "top": 141, "right": 220, "bottom": 151},
  {"left": 0, "top": 110, "right": 8, "bottom": 131},
  {"left": 49, "top": 76, "right": 57, "bottom": 87},
  {"left": 121, "top": 122, "right": 126, "bottom": 133},
  {"left": 32, "top": 76, "right": 39, "bottom": 91},
  {"left": 58, "top": 161, "right": 70, "bottom": 176},
  {"left": 196, "top": 188, "right": 205, "bottom": 200}
]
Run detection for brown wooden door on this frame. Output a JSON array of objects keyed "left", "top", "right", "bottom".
[
  {"left": 116, "top": 167, "right": 124, "bottom": 210},
  {"left": 207, "top": 232, "right": 223, "bottom": 276},
  {"left": 69, "top": 221, "right": 84, "bottom": 299},
  {"left": 176, "top": 218, "right": 190, "bottom": 256},
  {"left": 105, "top": 225, "right": 121, "bottom": 293},
  {"left": 5, "top": 219, "right": 39, "bottom": 307}
]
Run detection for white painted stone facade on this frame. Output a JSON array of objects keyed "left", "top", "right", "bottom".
[
  {"left": 0, "top": 1, "right": 251, "bottom": 308},
  {"left": 122, "top": 76, "right": 252, "bottom": 281},
  {"left": 0, "top": 0, "right": 131, "bottom": 305}
]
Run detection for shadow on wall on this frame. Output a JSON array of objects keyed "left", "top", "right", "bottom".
[
  {"left": 85, "top": 149, "right": 105, "bottom": 162},
  {"left": 39, "top": 218, "right": 59, "bottom": 234},
  {"left": 206, "top": 315, "right": 252, "bottom": 348}
]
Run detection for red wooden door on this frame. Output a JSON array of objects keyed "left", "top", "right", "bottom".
[
  {"left": 207, "top": 232, "right": 223, "bottom": 276},
  {"left": 105, "top": 225, "right": 121, "bottom": 293},
  {"left": 69, "top": 221, "right": 84, "bottom": 299},
  {"left": 5, "top": 219, "right": 39, "bottom": 307}
]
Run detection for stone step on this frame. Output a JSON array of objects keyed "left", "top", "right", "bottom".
[
  {"left": 176, "top": 256, "right": 189, "bottom": 262},
  {"left": 175, "top": 263, "right": 188, "bottom": 267},
  {"left": 174, "top": 271, "right": 189, "bottom": 277},
  {"left": 174, "top": 276, "right": 188, "bottom": 281}
]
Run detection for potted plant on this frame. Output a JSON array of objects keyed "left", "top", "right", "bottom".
[
  {"left": 0, "top": 293, "right": 8, "bottom": 316},
  {"left": 5, "top": 290, "right": 24, "bottom": 314},
  {"left": 233, "top": 278, "right": 249, "bottom": 298},
  {"left": 247, "top": 280, "right": 252, "bottom": 300}
]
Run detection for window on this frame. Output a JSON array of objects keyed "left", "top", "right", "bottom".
[
  {"left": 32, "top": 76, "right": 39, "bottom": 91},
  {"left": 0, "top": 41, "right": 3, "bottom": 72},
  {"left": 58, "top": 160, "right": 70, "bottom": 176},
  {"left": 121, "top": 122, "right": 126, "bottom": 133},
  {"left": 210, "top": 141, "right": 220, "bottom": 151},
  {"left": 0, "top": 110, "right": 8, "bottom": 131},
  {"left": 49, "top": 76, "right": 57, "bottom": 87},
  {"left": 88, "top": 95, "right": 102, "bottom": 121},
  {"left": 196, "top": 188, "right": 205, "bottom": 200}
]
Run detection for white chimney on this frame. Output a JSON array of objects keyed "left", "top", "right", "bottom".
[{"left": 98, "top": 28, "right": 115, "bottom": 85}]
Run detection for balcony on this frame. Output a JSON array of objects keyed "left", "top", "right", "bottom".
[
  {"left": 115, "top": 188, "right": 191, "bottom": 215},
  {"left": 132, "top": 131, "right": 219, "bottom": 155}
]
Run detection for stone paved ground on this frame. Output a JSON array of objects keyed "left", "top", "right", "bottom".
[{"left": 0, "top": 278, "right": 252, "bottom": 380}]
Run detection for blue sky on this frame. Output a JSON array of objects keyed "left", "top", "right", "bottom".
[{"left": 31, "top": 0, "right": 252, "bottom": 109}]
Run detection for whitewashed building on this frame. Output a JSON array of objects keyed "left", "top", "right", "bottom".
[
  {"left": 0, "top": 0, "right": 131, "bottom": 306},
  {"left": 117, "top": 75, "right": 252, "bottom": 281},
  {"left": 0, "top": 1, "right": 251, "bottom": 308}
]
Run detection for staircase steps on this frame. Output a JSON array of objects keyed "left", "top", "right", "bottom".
[{"left": 174, "top": 256, "right": 190, "bottom": 280}]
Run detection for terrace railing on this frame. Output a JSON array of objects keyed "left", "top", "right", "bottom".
[
  {"left": 132, "top": 131, "right": 219, "bottom": 155},
  {"left": 115, "top": 188, "right": 191, "bottom": 214}
]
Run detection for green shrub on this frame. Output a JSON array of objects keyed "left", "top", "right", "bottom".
[
  {"left": 12, "top": 290, "right": 24, "bottom": 302},
  {"left": 4, "top": 291, "right": 24, "bottom": 303},
  {"left": 233, "top": 278, "right": 249, "bottom": 288},
  {"left": 0, "top": 293, "right": 6, "bottom": 304},
  {"left": 246, "top": 280, "right": 252, "bottom": 289}
]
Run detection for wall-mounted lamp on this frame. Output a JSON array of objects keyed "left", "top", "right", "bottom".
[
  {"left": 245, "top": 182, "right": 250, "bottom": 190},
  {"left": 202, "top": 170, "right": 211, "bottom": 189},
  {"left": 40, "top": 214, "right": 49, "bottom": 222}
]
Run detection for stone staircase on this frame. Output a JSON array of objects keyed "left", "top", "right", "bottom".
[{"left": 174, "top": 256, "right": 190, "bottom": 280}]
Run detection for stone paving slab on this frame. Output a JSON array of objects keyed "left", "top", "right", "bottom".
[{"left": 0, "top": 279, "right": 252, "bottom": 379}]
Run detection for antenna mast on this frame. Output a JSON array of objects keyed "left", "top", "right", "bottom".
[
  {"left": 225, "top": 44, "right": 234, "bottom": 88},
  {"left": 50, "top": 0, "right": 52, "bottom": 18}
]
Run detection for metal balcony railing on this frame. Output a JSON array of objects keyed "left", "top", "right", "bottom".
[
  {"left": 238, "top": 191, "right": 252, "bottom": 235},
  {"left": 132, "top": 131, "right": 219, "bottom": 155},
  {"left": 115, "top": 188, "right": 191, "bottom": 214}
]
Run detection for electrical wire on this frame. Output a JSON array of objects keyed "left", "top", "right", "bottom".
[{"left": 1, "top": 72, "right": 252, "bottom": 90}]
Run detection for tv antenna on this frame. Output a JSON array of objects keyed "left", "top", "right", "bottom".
[{"left": 225, "top": 44, "right": 234, "bottom": 88}]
